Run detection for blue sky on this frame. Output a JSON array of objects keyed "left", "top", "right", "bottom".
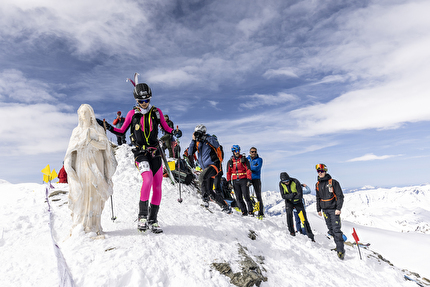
[{"left": 1, "top": 0, "right": 429, "bottom": 192}]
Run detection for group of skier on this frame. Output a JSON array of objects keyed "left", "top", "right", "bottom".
[
  {"left": 278, "top": 164, "right": 345, "bottom": 260},
  {"left": 186, "top": 126, "right": 264, "bottom": 219},
  {"left": 95, "top": 77, "right": 345, "bottom": 260}
]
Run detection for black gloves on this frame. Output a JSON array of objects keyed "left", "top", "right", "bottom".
[
  {"left": 96, "top": 118, "right": 114, "bottom": 133},
  {"left": 105, "top": 122, "right": 114, "bottom": 132},
  {"left": 173, "top": 129, "right": 182, "bottom": 138},
  {"left": 247, "top": 180, "right": 253, "bottom": 187}
]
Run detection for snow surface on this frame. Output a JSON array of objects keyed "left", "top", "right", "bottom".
[{"left": 1, "top": 144, "right": 429, "bottom": 287}]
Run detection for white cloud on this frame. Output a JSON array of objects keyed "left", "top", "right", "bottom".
[
  {"left": 347, "top": 153, "right": 400, "bottom": 162},
  {"left": 237, "top": 7, "right": 279, "bottom": 38},
  {"left": 284, "top": 70, "right": 430, "bottom": 137},
  {"left": 240, "top": 92, "right": 299, "bottom": 109},
  {"left": 310, "top": 74, "right": 349, "bottom": 85},
  {"left": 208, "top": 101, "right": 218, "bottom": 108},
  {"left": 0, "top": 0, "right": 146, "bottom": 57},
  {"left": 0, "top": 69, "right": 60, "bottom": 103},
  {"left": 263, "top": 68, "right": 298, "bottom": 79},
  {"left": 0, "top": 103, "right": 77, "bottom": 156},
  {"left": 147, "top": 69, "right": 199, "bottom": 86}
]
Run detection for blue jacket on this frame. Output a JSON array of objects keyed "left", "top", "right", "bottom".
[
  {"left": 247, "top": 154, "right": 262, "bottom": 179},
  {"left": 188, "top": 134, "right": 220, "bottom": 170}
]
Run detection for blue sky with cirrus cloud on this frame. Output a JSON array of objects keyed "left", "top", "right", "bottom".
[{"left": 0, "top": 0, "right": 429, "bottom": 192}]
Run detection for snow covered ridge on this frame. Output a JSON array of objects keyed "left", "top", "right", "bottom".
[
  {"left": 1, "top": 144, "right": 429, "bottom": 286},
  {"left": 264, "top": 183, "right": 430, "bottom": 235},
  {"left": 341, "top": 185, "right": 430, "bottom": 234}
]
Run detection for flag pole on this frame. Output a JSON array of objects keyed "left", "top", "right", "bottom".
[{"left": 352, "top": 228, "right": 362, "bottom": 260}]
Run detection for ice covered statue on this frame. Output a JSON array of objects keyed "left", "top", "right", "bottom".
[{"left": 64, "top": 104, "right": 117, "bottom": 235}]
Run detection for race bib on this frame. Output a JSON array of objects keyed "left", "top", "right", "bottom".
[{"left": 138, "top": 161, "right": 150, "bottom": 173}]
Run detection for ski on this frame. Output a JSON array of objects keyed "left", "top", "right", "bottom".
[
  {"left": 200, "top": 204, "right": 214, "bottom": 213},
  {"left": 353, "top": 242, "right": 370, "bottom": 247},
  {"left": 404, "top": 275, "right": 426, "bottom": 287},
  {"left": 158, "top": 140, "right": 176, "bottom": 185}
]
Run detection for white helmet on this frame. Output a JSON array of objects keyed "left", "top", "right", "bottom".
[{"left": 194, "top": 124, "right": 207, "bottom": 134}]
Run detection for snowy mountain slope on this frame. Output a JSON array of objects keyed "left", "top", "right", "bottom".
[
  {"left": 0, "top": 182, "right": 58, "bottom": 286},
  {"left": 264, "top": 181, "right": 430, "bottom": 280},
  {"left": 0, "top": 144, "right": 429, "bottom": 287},
  {"left": 341, "top": 185, "right": 430, "bottom": 234}
]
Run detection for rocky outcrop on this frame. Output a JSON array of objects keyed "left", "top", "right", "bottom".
[{"left": 212, "top": 243, "right": 267, "bottom": 287}]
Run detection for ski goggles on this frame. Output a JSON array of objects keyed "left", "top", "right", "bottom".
[
  {"left": 137, "top": 99, "right": 150, "bottom": 104},
  {"left": 315, "top": 164, "right": 328, "bottom": 171}
]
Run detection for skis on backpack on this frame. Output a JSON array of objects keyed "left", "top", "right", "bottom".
[{"left": 158, "top": 140, "right": 176, "bottom": 185}]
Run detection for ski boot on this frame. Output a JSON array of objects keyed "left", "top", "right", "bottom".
[
  {"left": 137, "top": 215, "right": 149, "bottom": 232},
  {"left": 149, "top": 222, "right": 163, "bottom": 234},
  {"left": 222, "top": 205, "right": 232, "bottom": 214},
  {"left": 337, "top": 250, "right": 345, "bottom": 260},
  {"left": 248, "top": 211, "right": 254, "bottom": 217},
  {"left": 148, "top": 204, "right": 163, "bottom": 234}
]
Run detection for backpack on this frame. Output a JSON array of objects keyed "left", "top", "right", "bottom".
[
  {"left": 129, "top": 106, "right": 160, "bottom": 148},
  {"left": 229, "top": 155, "right": 249, "bottom": 169},
  {"left": 196, "top": 135, "right": 224, "bottom": 164},
  {"left": 171, "top": 159, "right": 194, "bottom": 185},
  {"left": 316, "top": 179, "right": 337, "bottom": 202}
]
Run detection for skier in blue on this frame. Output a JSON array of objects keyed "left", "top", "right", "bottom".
[
  {"left": 188, "top": 124, "right": 232, "bottom": 214},
  {"left": 247, "top": 147, "right": 264, "bottom": 219}
]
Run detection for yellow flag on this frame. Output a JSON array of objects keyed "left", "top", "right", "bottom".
[
  {"left": 298, "top": 210, "right": 306, "bottom": 224},
  {"left": 41, "top": 164, "right": 51, "bottom": 175},
  {"left": 41, "top": 165, "right": 58, "bottom": 182},
  {"left": 50, "top": 169, "right": 58, "bottom": 181},
  {"left": 43, "top": 174, "right": 50, "bottom": 183}
]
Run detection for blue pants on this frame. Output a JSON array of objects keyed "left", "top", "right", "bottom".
[{"left": 294, "top": 209, "right": 307, "bottom": 235}]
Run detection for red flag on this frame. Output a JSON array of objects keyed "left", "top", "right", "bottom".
[{"left": 352, "top": 228, "right": 360, "bottom": 242}]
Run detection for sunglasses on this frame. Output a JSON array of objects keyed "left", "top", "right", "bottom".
[
  {"left": 137, "top": 99, "right": 150, "bottom": 104},
  {"left": 250, "top": 151, "right": 257, "bottom": 153},
  {"left": 282, "top": 180, "right": 290, "bottom": 183},
  {"left": 317, "top": 170, "right": 326, "bottom": 173}
]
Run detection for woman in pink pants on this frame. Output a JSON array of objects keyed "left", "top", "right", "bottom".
[{"left": 98, "top": 79, "right": 173, "bottom": 233}]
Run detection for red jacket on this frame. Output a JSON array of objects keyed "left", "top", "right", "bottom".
[
  {"left": 226, "top": 155, "right": 252, "bottom": 181},
  {"left": 58, "top": 166, "right": 68, "bottom": 183}
]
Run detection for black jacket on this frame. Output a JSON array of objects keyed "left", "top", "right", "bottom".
[
  {"left": 315, "top": 174, "right": 344, "bottom": 212},
  {"left": 279, "top": 178, "right": 303, "bottom": 204}
]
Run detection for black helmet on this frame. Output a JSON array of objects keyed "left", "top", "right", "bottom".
[
  {"left": 280, "top": 172, "right": 290, "bottom": 182},
  {"left": 133, "top": 83, "right": 152, "bottom": 100}
]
